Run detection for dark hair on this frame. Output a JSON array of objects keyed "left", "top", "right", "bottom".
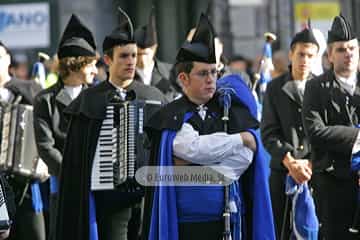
[
  {"left": 175, "top": 61, "right": 194, "bottom": 76},
  {"left": 59, "top": 56, "right": 97, "bottom": 79},
  {"left": 290, "top": 41, "right": 319, "bottom": 52},
  {"left": 103, "top": 43, "right": 134, "bottom": 59},
  {"left": 103, "top": 48, "right": 114, "bottom": 59}
]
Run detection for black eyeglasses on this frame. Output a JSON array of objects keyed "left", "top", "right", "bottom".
[{"left": 191, "top": 69, "right": 218, "bottom": 79}]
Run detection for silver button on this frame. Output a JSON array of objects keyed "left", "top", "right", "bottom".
[
  {"left": 298, "top": 108, "right": 301, "bottom": 113},
  {"left": 299, "top": 145, "right": 304, "bottom": 150},
  {"left": 299, "top": 126, "right": 303, "bottom": 131}
]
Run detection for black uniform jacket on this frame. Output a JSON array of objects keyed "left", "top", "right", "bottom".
[
  {"left": 135, "top": 59, "right": 177, "bottom": 100},
  {"left": 261, "top": 71, "right": 311, "bottom": 171},
  {"left": 302, "top": 70, "right": 360, "bottom": 178},
  {"left": 55, "top": 80, "right": 166, "bottom": 240},
  {"left": 142, "top": 94, "right": 259, "bottom": 239},
  {"left": 33, "top": 81, "right": 85, "bottom": 176}
]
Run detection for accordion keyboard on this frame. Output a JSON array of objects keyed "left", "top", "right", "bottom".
[{"left": 91, "top": 106, "right": 117, "bottom": 190}]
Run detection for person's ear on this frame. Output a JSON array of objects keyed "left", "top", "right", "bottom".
[
  {"left": 103, "top": 55, "right": 112, "bottom": 66},
  {"left": 178, "top": 72, "right": 189, "bottom": 87}
]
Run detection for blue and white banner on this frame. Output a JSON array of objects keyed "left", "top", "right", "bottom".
[{"left": 0, "top": 3, "right": 50, "bottom": 48}]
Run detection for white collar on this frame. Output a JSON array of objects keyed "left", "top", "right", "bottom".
[
  {"left": 335, "top": 72, "right": 357, "bottom": 95},
  {"left": 64, "top": 85, "right": 83, "bottom": 100},
  {"left": 109, "top": 80, "right": 127, "bottom": 100},
  {"left": 136, "top": 61, "right": 155, "bottom": 85}
]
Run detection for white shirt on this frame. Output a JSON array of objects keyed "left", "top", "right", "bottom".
[
  {"left": 293, "top": 79, "right": 307, "bottom": 96},
  {"left": 64, "top": 85, "right": 82, "bottom": 100},
  {"left": 336, "top": 72, "right": 357, "bottom": 96},
  {"left": 109, "top": 80, "right": 127, "bottom": 100},
  {"left": 173, "top": 123, "right": 253, "bottom": 180},
  {"left": 136, "top": 61, "right": 155, "bottom": 86}
]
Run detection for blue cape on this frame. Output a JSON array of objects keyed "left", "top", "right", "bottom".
[{"left": 149, "top": 74, "right": 275, "bottom": 239}]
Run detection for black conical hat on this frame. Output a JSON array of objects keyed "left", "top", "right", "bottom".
[
  {"left": 290, "top": 19, "right": 319, "bottom": 49},
  {"left": 134, "top": 8, "right": 158, "bottom": 48},
  {"left": 176, "top": 13, "right": 216, "bottom": 63},
  {"left": 57, "top": 14, "right": 96, "bottom": 59},
  {"left": 103, "top": 7, "right": 135, "bottom": 52},
  {"left": 205, "top": 1, "right": 218, "bottom": 37},
  {"left": 328, "top": 14, "right": 357, "bottom": 44}
]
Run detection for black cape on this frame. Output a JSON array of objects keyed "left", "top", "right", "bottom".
[
  {"left": 55, "top": 80, "right": 166, "bottom": 240},
  {"left": 142, "top": 94, "right": 259, "bottom": 239}
]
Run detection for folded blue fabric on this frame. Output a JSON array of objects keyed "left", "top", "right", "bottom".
[{"left": 285, "top": 176, "right": 319, "bottom": 240}]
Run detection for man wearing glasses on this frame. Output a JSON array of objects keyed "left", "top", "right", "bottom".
[{"left": 143, "top": 14, "right": 262, "bottom": 240}]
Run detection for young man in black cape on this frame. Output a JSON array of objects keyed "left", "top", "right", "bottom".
[
  {"left": 55, "top": 9, "right": 166, "bottom": 240},
  {"left": 33, "top": 14, "right": 98, "bottom": 240},
  {"left": 142, "top": 14, "right": 275, "bottom": 240},
  {"left": 261, "top": 25, "right": 319, "bottom": 239},
  {"left": 302, "top": 15, "right": 360, "bottom": 239}
]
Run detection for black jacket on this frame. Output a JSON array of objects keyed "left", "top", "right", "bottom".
[
  {"left": 261, "top": 72, "right": 311, "bottom": 171},
  {"left": 33, "top": 81, "right": 85, "bottom": 176},
  {"left": 302, "top": 70, "right": 360, "bottom": 178}
]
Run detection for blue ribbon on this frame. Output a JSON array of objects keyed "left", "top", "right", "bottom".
[{"left": 30, "top": 182, "right": 43, "bottom": 213}]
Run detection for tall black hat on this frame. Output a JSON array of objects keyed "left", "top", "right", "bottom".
[
  {"left": 176, "top": 13, "right": 216, "bottom": 64},
  {"left": 328, "top": 14, "right": 357, "bottom": 44},
  {"left": 205, "top": 1, "right": 218, "bottom": 37},
  {"left": 57, "top": 14, "right": 97, "bottom": 59},
  {"left": 134, "top": 8, "right": 158, "bottom": 48},
  {"left": 103, "top": 7, "right": 135, "bottom": 52},
  {"left": 290, "top": 19, "right": 319, "bottom": 49}
]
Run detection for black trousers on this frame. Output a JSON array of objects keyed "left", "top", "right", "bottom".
[
  {"left": 178, "top": 220, "right": 223, "bottom": 240},
  {"left": 7, "top": 178, "right": 46, "bottom": 240},
  {"left": 96, "top": 206, "right": 132, "bottom": 240},
  {"left": 8, "top": 195, "right": 46, "bottom": 240},
  {"left": 269, "top": 170, "right": 291, "bottom": 240},
  {"left": 312, "top": 172, "right": 358, "bottom": 240}
]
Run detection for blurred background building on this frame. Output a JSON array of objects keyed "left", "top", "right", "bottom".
[{"left": 0, "top": 0, "right": 359, "bottom": 69}]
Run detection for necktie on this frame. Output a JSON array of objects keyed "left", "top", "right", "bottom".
[{"left": 196, "top": 105, "right": 208, "bottom": 120}]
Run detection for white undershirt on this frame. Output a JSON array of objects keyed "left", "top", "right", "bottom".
[
  {"left": 64, "top": 85, "right": 82, "bottom": 100},
  {"left": 137, "top": 61, "right": 155, "bottom": 86},
  {"left": 173, "top": 123, "right": 253, "bottom": 180}
]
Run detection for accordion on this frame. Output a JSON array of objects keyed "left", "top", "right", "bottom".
[
  {"left": 0, "top": 103, "right": 47, "bottom": 179},
  {"left": 91, "top": 98, "right": 161, "bottom": 191}
]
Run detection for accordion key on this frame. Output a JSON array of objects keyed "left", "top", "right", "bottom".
[{"left": 91, "top": 100, "right": 161, "bottom": 191}]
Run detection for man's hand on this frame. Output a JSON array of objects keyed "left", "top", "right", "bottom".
[
  {"left": 240, "top": 132, "right": 257, "bottom": 152},
  {"left": 282, "top": 152, "right": 312, "bottom": 184},
  {"left": 0, "top": 229, "right": 10, "bottom": 240},
  {"left": 173, "top": 156, "right": 190, "bottom": 166}
]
